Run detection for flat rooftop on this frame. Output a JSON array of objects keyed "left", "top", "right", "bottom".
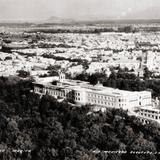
[
  {"left": 34, "top": 76, "right": 151, "bottom": 97},
  {"left": 139, "top": 106, "right": 160, "bottom": 113}
]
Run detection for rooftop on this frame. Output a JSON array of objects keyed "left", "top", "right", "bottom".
[
  {"left": 34, "top": 76, "right": 151, "bottom": 97},
  {"left": 139, "top": 106, "right": 160, "bottom": 114}
]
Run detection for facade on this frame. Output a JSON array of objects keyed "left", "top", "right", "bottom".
[
  {"left": 33, "top": 73, "right": 152, "bottom": 112},
  {"left": 137, "top": 106, "right": 160, "bottom": 124}
]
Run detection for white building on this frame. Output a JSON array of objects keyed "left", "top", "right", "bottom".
[
  {"left": 137, "top": 106, "right": 160, "bottom": 124},
  {"left": 33, "top": 73, "right": 152, "bottom": 112},
  {"left": 146, "top": 51, "right": 155, "bottom": 71}
]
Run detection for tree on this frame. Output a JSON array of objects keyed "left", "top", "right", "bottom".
[
  {"left": 143, "top": 67, "right": 152, "bottom": 80},
  {"left": 88, "top": 74, "right": 98, "bottom": 85},
  {"left": 17, "top": 70, "right": 30, "bottom": 78},
  {"left": 109, "top": 71, "right": 117, "bottom": 80}
]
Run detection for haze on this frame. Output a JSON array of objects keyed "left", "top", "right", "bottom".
[{"left": 0, "top": 0, "right": 159, "bottom": 21}]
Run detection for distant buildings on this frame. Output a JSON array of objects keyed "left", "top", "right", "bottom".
[{"left": 2, "top": 40, "right": 30, "bottom": 51}]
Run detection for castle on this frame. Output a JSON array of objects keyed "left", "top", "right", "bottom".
[{"left": 33, "top": 72, "right": 152, "bottom": 112}]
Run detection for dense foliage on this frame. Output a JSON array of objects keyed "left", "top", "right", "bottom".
[{"left": 0, "top": 77, "right": 160, "bottom": 159}]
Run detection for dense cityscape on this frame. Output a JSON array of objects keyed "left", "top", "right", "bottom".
[{"left": 1, "top": 21, "right": 160, "bottom": 159}]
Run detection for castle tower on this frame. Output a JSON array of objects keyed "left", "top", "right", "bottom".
[{"left": 59, "top": 72, "right": 65, "bottom": 83}]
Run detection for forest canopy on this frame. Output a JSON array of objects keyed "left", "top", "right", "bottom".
[{"left": 0, "top": 76, "right": 160, "bottom": 160}]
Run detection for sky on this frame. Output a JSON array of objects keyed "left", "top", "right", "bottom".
[{"left": 0, "top": 0, "right": 159, "bottom": 21}]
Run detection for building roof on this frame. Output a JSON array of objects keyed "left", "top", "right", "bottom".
[
  {"left": 139, "top": 106, "right": 160, "bottom": 114},
  {"left": 34, "top": 76, "right": 151, "bottom": 98}
]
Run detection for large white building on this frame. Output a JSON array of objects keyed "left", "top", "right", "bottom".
[
  {"left": 137, "top": 106, "right": 160, "bottom": 124},
  {"left": 33, "top": 73, "right": 152, "bottom": 112}
]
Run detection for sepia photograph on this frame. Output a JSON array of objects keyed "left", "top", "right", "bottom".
[{"left": 0, "top": 0, "right": 160, "bottom": 159}]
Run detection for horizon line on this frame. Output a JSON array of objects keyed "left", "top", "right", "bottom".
[{"left": 1, "top": 18, "right": 160, "bottom": 24}]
